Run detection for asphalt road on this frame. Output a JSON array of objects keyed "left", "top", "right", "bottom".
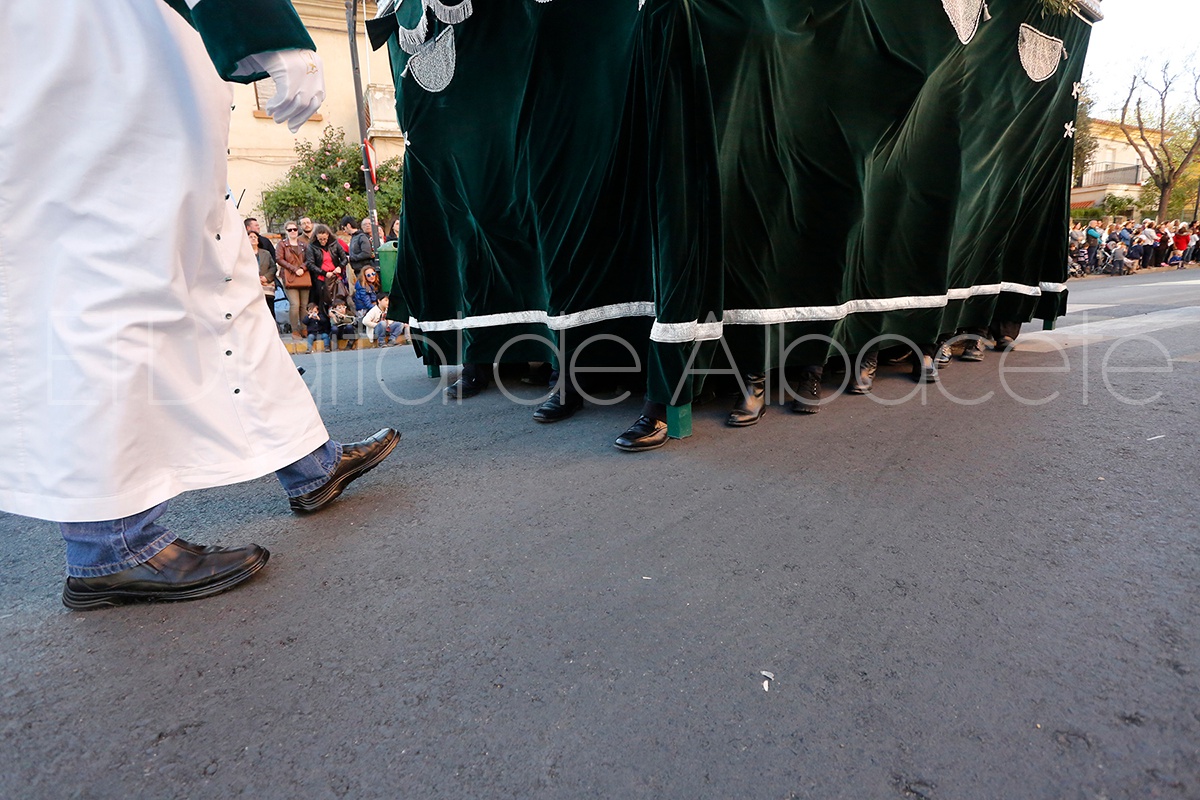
[{"left": 2, "top": 270, "right": 1198, "bottom": 799}]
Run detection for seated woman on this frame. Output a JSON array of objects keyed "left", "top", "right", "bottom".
[{"left": 353, "top": 267, "right": 381, "bottom": 317}]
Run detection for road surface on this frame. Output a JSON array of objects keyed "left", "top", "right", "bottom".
[{"left": 2, "top": 270, "right": 1197, "bottom": 799}]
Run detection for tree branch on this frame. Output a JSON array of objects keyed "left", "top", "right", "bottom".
[
  {"left": 1135, "top": 102, "right": 1165, "bottom": 177},
  {"left": 1119, "top": 76, "right": 1161, "bottom": 180}
]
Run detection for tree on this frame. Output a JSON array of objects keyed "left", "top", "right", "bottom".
[
  {"left": 260, "top": 126, "right": 404, "bottom": 229},
  {"left": 1118, "top": 64, "right": 1200, "bottom": 222},
  {"left": 1072, "top": 88, "right": 1099, "bottom": 187},
  {"left": 1136, "top": 160, "right": 1200, "bottom": 221}
]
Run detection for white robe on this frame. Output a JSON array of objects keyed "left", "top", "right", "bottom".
[{"left": 0, "top": 0, "right": 329, "bottom": 522}]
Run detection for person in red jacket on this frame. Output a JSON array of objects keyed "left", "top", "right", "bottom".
[{"left": 1173, "top": 226, "right": 1191, "bottom": 268}]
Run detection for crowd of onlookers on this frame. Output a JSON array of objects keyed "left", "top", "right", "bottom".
[
  {"left": 1069, "top": 218, "right": 1198, "bottom": 277},
  {"left": 242, "top": 212, "right": 1196, "bottom": 352},
  {"left": 243, "top": 214, "right": 406, "bottom": 351}
]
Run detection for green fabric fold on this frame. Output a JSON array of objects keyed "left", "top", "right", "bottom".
[
  {"left": 169, "top": 0, "right": 316, "bottom": 83},
  {"left": 382, "top": 0, "right": 1092, "bottom": 404}
]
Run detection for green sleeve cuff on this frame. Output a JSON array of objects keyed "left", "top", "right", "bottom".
[{"left": 188, "top": 0, "right": 317, "bottom": 83}]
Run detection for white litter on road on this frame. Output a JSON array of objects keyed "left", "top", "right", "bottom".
[{"left": 1147, "top": 435, "right": 1167, "bottom": 441}]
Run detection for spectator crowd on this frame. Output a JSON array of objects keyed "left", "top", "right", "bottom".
[
  {"left": 1069, "top": 218, "right": 1198, "bottom": 277},
  {"left": 244, "top": 214, "right": 406, "bottom": 351}
]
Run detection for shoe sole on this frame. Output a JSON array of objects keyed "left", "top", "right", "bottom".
[
  {"left": 533, "top": 408, "right": 581, "bottom": 424},
  {"left": 614, "top": 438, "right": 668, "bottom": 453},
  {"left": 289, "top": 432, "right": 401, "bottom": 514},
  {"left": 959, "top": 354, "right": 984, "bottom": 362},
  {"left": 62, "top": 550, "right": 270, "bottom": 611}
]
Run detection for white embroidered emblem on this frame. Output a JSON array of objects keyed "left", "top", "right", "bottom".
[
  {"left": 1018, "top": 24, "right": 1068, "bottom": 83},
  {"left": 407, "top": 26, "right": 458, "bottom": 93},
  {"left": 941, "top": 0, "right": 988, "bottom": 45}
]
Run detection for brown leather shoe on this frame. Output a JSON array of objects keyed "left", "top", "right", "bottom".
[
  {"left": 790, "top": 370, "right": 823, "bottom": 413},
  {"left": 289, "top": 428, "right": 401, "bottom": 513},
  {"left": 62, "top": 539, "right": 269, "bottom": 610},
  {"left": 848, "top": 351, "right": 878, "bottom": 395}
]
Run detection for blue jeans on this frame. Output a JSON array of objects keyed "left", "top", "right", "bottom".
[
  {"left": 374, "top": 320, "right": 404, "bottom": 343},
  {"left": 58, "top": 440, "right": 342, "bottom": 577},
  {"left": 331, "top": 324, "right": 355, "bottom": 348}
]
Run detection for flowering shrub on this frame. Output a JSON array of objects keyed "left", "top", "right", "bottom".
[{"left": 261, "top": 125, "right": 403, "bottom": 230}]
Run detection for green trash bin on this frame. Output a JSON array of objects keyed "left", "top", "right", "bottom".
[{"left": 378, "top": 241, "right": 398, "bottom": 294}]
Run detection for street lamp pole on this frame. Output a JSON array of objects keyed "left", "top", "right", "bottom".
[{"left": 345, "top": 1, "right": 381, "bottom": 253}]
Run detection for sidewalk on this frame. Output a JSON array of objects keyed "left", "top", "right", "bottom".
[{"left": 278, "top": 335, "right": 409, "bottom": 355}]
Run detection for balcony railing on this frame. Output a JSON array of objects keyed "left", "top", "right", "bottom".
[{"left": 1081, "top": 163, "right": 1141, "bottom": 188}]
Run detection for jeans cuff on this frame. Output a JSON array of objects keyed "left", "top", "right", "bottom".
[
  {"left": 283, "top": 441, "right": 343, "bottom": 498},
  {"left": 66, "top": 528, "right": 178, "bottom": 578}
]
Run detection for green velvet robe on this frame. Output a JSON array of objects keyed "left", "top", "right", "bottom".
[
  {"left": 161, "top": 0, "right": 315, "bottom": 82},
  {"left": 379, "top": 0, "right": 1094, "bottom": 404}
]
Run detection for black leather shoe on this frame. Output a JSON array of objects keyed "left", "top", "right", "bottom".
[
  {"left": 533, "top": 392, "right": 583, "bottom": 423},
  {"left": 959, "top": 338, "right": 985, "bottom": 362},
  {"left": 848, "top": 351, "right": 878, "bottom": 395},
  {"left": 289, "top": 429, "right": 401, "bottom": 514},
  {"left": 62, "top": 538, "right": 269, "bottom": 610},
  {"left": 913, "top": 354, "right": 938, "bottom": 383},
  {"left": 445, "top": 376, "right": 487, "bottom": 400},
  {"left": 790, "top": 371, "right": 822, "bottom": 414},
  {"left": 614, "top": 416, "right": 668, "bottom": 452},
  {"left": 727, "top": 374, "right": 766, "bottom": 427},
  {"left": 993, "top": 335, "right": 1015, "bottom": 352}
]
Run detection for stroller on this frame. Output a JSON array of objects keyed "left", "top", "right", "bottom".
[{"left": 1068, "top": 245, "right": 1088, "bottom": 278}]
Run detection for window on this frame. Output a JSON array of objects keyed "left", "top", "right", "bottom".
[{"left": 254, "top": 79, "right": 277, "bottom": 112}]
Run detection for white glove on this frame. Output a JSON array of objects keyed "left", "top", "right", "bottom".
[{"left": 237, "top": 49, "right": 326, "bottom": 133}]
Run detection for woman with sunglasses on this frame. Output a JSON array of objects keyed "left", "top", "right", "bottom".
[
  {"left": 353, "top": 265, "right": 382, "bottom": 314},
  {"left": 278, "top": 220, "right": 312, "bottom": 340}
]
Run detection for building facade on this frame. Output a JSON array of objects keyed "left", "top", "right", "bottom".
[
  {"left": 227, "top": 1, "right": 403, "bottom": 223},
  {"left": 1071, "top": 119, "right": 1152, "bottom": 211}
]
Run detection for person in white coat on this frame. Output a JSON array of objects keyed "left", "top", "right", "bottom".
[{"left": 0, "top": 0, "right": 399, "bottom": 609}]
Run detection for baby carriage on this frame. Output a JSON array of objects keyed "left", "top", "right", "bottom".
[{"left": 1068, "top": 245, "right": 1088, "bottom": 278}]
